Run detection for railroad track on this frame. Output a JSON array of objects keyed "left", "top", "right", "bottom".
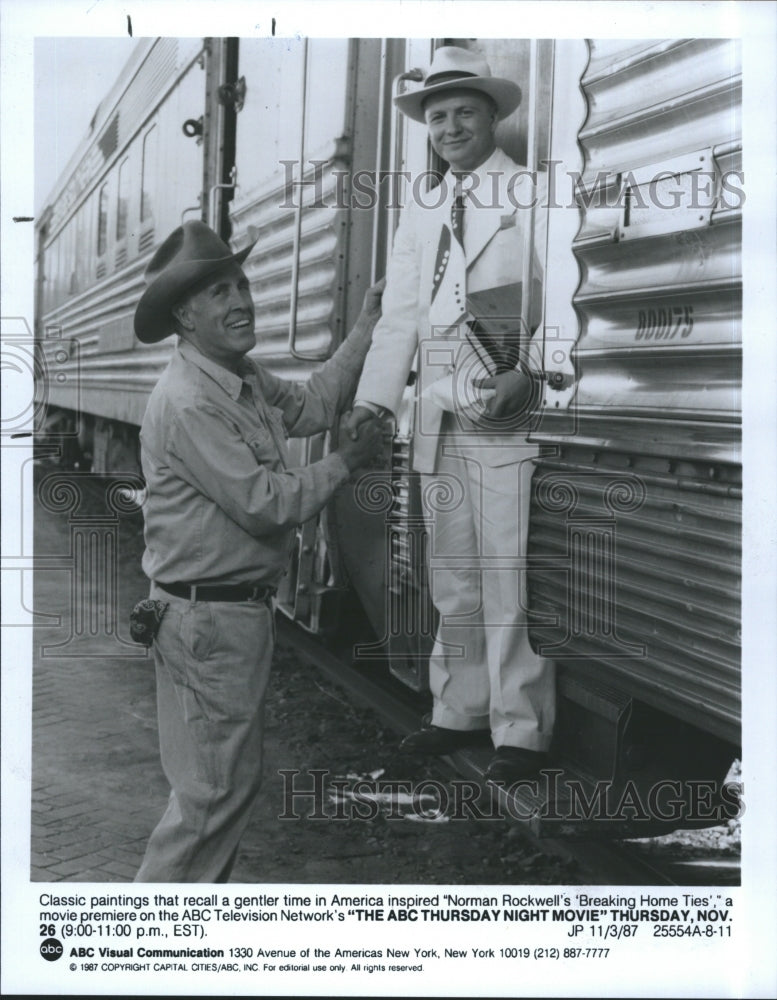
[{"left": 279, "top": 617, "right": 740, "bottom": 889}]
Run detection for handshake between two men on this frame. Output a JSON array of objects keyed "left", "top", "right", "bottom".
[
  {"left": 336, "top": 410, "right": 386, "bottom": 474},
  {"left": 334, "top": 272, "right": 539, "bottom": 480}
]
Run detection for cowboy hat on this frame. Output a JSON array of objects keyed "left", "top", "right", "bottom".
[
  {"left": 134, "top": 221, "right": 258, "bottom": 344},
  {"left": 394, "top": 47, "right": 522, "bottom": 124}
]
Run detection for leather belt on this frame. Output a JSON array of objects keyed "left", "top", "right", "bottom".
[{"left": 157, "top": 581, "right": 276, "bottom": 604}]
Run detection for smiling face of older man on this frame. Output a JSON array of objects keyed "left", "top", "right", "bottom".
[
  {"left": 171, "top": 262, "right": 257, "bottom": 373},
  {"left": 423, "top": 88, "right": 498, "bottom": 173}
]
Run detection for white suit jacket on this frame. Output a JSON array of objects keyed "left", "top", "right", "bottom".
[{"left": 356, "top": 147, "right": 547, "bottom": 473}]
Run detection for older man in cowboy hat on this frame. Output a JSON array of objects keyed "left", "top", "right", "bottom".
[
  {"left": 133, "top": 221, "right": 383, "bottom": 881},
  {"left": 347, "top": 46, "right": 555, "bottom": 784}
]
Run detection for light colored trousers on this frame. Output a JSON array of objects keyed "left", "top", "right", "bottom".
[
  {"left": 135, "top": 585, "right": 274, "bottom": 882},
  {"left": 422, "top": 439, "right": 555, "bottom": 752}
]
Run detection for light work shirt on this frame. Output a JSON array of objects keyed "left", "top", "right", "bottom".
[{"left": 140, "top": 328, "right": 370, "bottom": 587}]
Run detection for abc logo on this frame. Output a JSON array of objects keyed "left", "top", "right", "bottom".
[{"left": 40, "top": 938, "right": 63, "bottom": 962}]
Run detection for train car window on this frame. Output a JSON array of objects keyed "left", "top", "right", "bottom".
[
  {"left": 116, "top": 157, "right": 129, "bottom": 240},
  {"left": 84, "top": 189, "right": 97, "bottom": 284},
  {"left": 232, "top": 39, "right": 303, "bottom": 194},
  {"left": 140, "top": 126, "right": 157, "bottom": 223},
  {"left": 303, "top": 40, "right": 350, "bottom": 160},
  {"left": 75, "top": 196, "right": 89, "bottom": 292},
  {"left": 60, "top": 231, "right": 67, "bottom": 305},
  {"left": 52, "top": 237, "right": 61, "bottom": 308},
  {"left": 233, "top": 38, "right": 350, "bottom": 196},
  {"left": 97, "top": 182, "right": 109, "bottom": 257},
  {"left": 59, "top": 230, "right": 67, "bottom": 304},
  {"left": 66, "top": 219, "right": 76, "bottom": 296},
  {"left": 57, "top": 229, "right": 65, "bottom": 304}
]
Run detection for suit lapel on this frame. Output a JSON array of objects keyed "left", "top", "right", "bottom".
[
  {"left": 464, "top": 150, "right": 526, "bottom": 270},
  {"left": 422, "top": 191, "right": 462, "bottom": 332},
  {"left": 421, "top": 152, "right": 530, "bottom": 317}
]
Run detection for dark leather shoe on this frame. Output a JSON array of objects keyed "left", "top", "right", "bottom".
[
  {"left": 485, "top": 747, "right": 548, "bottom": 783},
  {"left": 399, "top": 724, "right": 491, "bottom": 755}
]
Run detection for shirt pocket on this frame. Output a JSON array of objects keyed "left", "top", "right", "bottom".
[
  {"left": 265, "top": 406, "right": 289, "bottom": 439},
  {"left": 265, "top": 407, "right": 290, "bottom": 467},
  {"left": 246, "top": 427, "right": 279, "bottom": 466}
]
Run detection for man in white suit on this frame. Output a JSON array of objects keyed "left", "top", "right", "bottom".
[{"left": 347, "top": 47, "right": 554, "bottom": 783}]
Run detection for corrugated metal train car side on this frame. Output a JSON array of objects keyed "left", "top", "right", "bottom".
[{"left": 528, "top": 38, "right": 742, "bottom": 778}]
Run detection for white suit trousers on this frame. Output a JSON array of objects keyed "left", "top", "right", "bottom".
[{"left": 421, "top": 436, "right": 555, "bottom": 751}]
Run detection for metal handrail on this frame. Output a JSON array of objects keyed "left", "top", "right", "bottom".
[
  {"left": 519, "top": 38, "right": 541, "bottom": 372},
  {"left": 369, "top": 38, "right": 390, "bottom": 286},
  {"left": 287, "top": 39, "right": 323, "bottom": 360}
]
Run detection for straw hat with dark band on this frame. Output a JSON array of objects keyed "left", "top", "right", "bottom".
[
  {"left": 134, "top": 221, "right": 258, "bottom": 344},
  {"left": 394, "top": 47, "right": 522, "bottom": 124}
]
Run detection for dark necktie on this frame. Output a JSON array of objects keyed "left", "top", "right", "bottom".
[
  {"left": 451, "top": 180, "right": 465, "bottom": 246},
  {"left": 429, "top": 178, "right": 468, "bottom": 330}
]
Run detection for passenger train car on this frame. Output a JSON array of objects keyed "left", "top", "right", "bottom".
[{"left": 35, "top": 37, "right": 742, "bottom": 833}]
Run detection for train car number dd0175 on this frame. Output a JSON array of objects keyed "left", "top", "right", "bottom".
[{"left": 635, "top": 304, "right": 694, "bottom": 341}]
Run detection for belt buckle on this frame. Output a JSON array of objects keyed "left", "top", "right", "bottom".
[{"left": 247, "top": 584, "right": 262, "bottom": 602}]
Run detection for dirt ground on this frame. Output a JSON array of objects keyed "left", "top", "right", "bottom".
[{"left": 230, "top": 643, "right": 580, "bottom": 885}]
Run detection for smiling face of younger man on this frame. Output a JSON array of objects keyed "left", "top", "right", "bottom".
[{"left": 423, "top": 88, "right": 498, "bottom": 173}]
